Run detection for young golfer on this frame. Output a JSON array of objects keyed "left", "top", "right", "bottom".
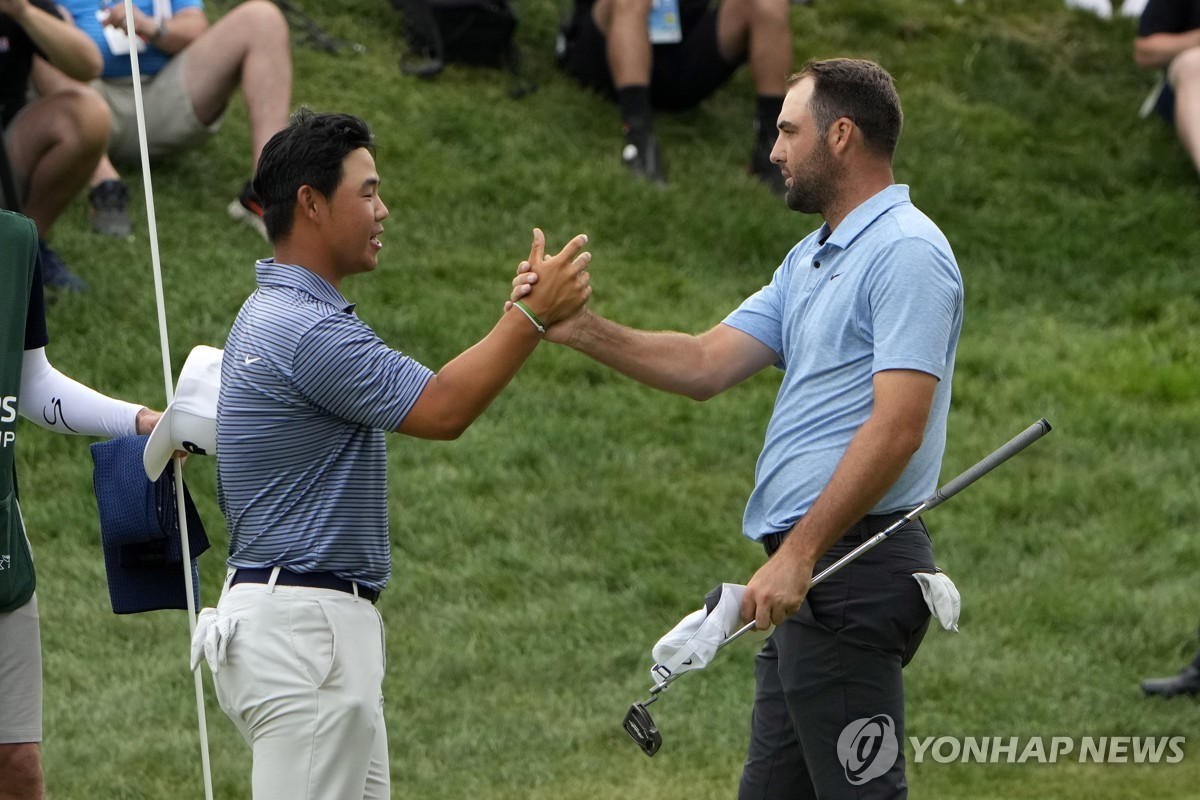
[{"left": 202, "top": 109, "right": 591, "bottom": 800}]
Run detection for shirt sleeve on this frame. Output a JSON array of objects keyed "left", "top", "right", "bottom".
[
  {"left": 291, "top": 312, "right": 434, "bottom": 431},
  {"left": 24, "top": 259, "right": 49, "bottom": 351},
  {"left": 721, "top": 253, "right": 797, "bottom": 367},
  {"left": 1138, "top": 0, "right": 1186, "bottom": 36},
  {"left": 864, "top": 237, "right": 962, "bottom": 380}
]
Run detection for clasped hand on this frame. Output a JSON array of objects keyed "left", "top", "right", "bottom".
[{"left": 510, "top": 228, "right": 592, "bottom": 336}]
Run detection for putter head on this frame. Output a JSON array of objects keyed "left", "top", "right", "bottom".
[{"left": 623, "top": 701, "right": 662, "bottom": 757}]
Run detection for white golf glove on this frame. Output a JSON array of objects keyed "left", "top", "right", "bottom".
[
  {"left": 912, "top": 571, "right": 961, "bottom": 633},
  {"left": 190, "top": 607, "right": 240, "bottom": 673}
]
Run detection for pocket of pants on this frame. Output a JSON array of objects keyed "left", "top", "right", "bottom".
[{"left": 289, "top": 598, "right": 336, "bottom": 687}]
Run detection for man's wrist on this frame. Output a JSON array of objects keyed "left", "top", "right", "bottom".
[
  {"left": 511, "top": 300, "right": 546, "bottom": 335},
  {"left": 778, "top": 520, "right": 820, "bottom": 567}
]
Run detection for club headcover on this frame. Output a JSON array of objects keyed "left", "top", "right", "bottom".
[{"left": 650, "top": 583, "right": 746, "bottom": 687}]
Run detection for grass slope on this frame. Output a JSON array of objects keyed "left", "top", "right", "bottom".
[{"left": 16, "top": 0, "right": 1200, "bottom": 797}]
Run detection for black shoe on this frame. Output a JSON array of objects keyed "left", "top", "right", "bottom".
[
  {"left": 749, "top": 135, "right": 786, "bottom": 197},
  {"left": 1142, "top": 664, "right": 1200, "bottom": 697},
  {"left": 38, "top": 240, "right": 88, "bottom": 292},
  {"left": 621, "top": 126, "right": 667, "bottom": 186},
  {"left": 88, "top": 179, "right": 133, "bottom": 238}
]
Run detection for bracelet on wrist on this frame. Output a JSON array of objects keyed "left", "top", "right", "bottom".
[{"left": 512, "top": 300, "right": 546, "bottom": 335}]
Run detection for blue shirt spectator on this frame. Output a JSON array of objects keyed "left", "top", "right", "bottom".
[{"left": 63, "top": 0, "right": 203, "bottom": 78}]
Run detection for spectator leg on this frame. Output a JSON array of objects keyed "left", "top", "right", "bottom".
[
  {"left": 1169, "top": 47, "right": 1200, "bottom": 176},
  {"left": 0, "top": 743, "right": 44, "bottom": 800},
  {"left": 4, "top": 87, "right": 110, "bottom": 239},
  {"left": 591, "top": 0, "right": 653, "bottom": 88},
  {"left": 183, "top": 0, "right": 291, "bottom": 169},
  {"left": 716, "top": 0, "right": 790, "bottom": 96}
]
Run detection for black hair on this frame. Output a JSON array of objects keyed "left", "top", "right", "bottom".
[
  {"left": 252, "top": 108, "right": 375, "bottom": 242},
  {"left": 791, "top": 59, "right": 903, "bottom": 159}
]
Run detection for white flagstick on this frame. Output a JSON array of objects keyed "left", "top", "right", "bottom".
[{"left": 121, "top": 3, "right": 214, "bottom": 798}]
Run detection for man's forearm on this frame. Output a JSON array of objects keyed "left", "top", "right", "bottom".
[
  {"left": 141, "top": 11, "right": 207, "bottom": 55},
  {"left": 398, "top": 308, "right": 543, "bottom": 440},
  {"left": 778, "top": 412, "right": 924, "bottom": 568},
  {"left": 777, "top": 369, "right": 937, "bottom": 568},
  {"left": 1135, "top": 31, "right": 1200, "bottom": 70},
  {"left": 20, "top": 5, "right": 102, "bottom": 80},
  {"left": 565, "top": 311, "right": 726, "bottom": 400}
]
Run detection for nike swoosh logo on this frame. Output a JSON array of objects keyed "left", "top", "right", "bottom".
[
  {"left": 830, "top": 273, "right": 844, "bottom": 281},
  {"left": 244, "top": 356, "right": 262, "bottom": 365}
]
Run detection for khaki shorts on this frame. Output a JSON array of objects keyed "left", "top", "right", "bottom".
[
  {"left": 93, "top": 50, "right": 224, "bottom": 164},
  {"left": 0, "top": 594, "right": 42, "bottom": 744}
]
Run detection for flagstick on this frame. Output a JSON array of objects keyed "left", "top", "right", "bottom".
[{"left": 122, "top": 3, "right": 214, "bottom": 797}]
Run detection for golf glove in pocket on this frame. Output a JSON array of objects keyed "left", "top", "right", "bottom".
[
  {"left": 913, "top": 571, "right": 961, "bottom": 632},
  {"left": 190, "top": 607, "right": 240, "bottom": 673}
]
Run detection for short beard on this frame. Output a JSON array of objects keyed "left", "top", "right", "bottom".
[{"left": 784, "top": 141, "right": 838, "bottom": 216}]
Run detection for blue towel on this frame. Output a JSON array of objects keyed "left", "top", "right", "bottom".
[{"left": 91, "top": 435, "right": 210, "bottom": 614}]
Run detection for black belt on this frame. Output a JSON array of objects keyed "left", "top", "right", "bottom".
[
  {"left": 230, "top": 567, "right": 380, "bottom": 604},
  {"left": 761, "top": 512, "right": 912, "bottom": 556}
]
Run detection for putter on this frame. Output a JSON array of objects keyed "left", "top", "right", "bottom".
[{"left": 624, "top": 418, "right": 1053, "bottom": 757}]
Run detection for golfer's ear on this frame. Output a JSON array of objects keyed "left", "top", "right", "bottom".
[
  {"left": 296, "top": 185, "right": 321, "bottom": 222},
  {"left": 829, "top": 118, "right": 854, "bottom": 152}
]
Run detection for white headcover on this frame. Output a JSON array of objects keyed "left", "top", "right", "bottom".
[
  {"left": 650, "top": 583, "right": 746, "bottom": 687},
  {"left": 142, "top": 345, "right": 223, "bottom": 480}
]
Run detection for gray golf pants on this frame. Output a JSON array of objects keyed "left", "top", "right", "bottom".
[{"left": 739, "top": 516, "right": 934, "bottom": 800}]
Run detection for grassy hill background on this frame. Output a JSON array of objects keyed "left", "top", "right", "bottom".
[{"left": 15, "top": 0, "right": 1200, "bottom": 797}]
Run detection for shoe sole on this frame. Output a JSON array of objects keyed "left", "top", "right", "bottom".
[
  {"left": 91, "top": 211, "right": 133, "bottom": 238},
  {"left": 228, "top": 199, "right": 268, "bottom": 241}
]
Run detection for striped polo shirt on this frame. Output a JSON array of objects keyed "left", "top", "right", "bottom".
[{"left": 216, "top": 260, "right": 434, "bottom": 590}]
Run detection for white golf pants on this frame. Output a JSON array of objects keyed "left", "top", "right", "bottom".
[{"left": 212, "top": 580, "right": 389, "bottom": 800}]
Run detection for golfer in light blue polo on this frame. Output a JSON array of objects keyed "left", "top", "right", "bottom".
[{"left": 511, "top": 59, "right": 963, "bottom": 798}]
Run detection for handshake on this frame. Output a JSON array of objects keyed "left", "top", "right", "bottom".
[{"left": 505, "top": 228, "right": 594, "bottom": 344}]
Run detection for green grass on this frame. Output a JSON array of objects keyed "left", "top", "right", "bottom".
[{"left": 16, "top": 0, "right": 1200, "bottom": 797}]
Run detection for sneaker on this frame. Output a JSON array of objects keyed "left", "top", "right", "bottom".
[
  {"left": 621, "top": 126, "right": 667, "bottom": 186},
  {"left": 1064, "top": 0, "right": 1112, "bottom": 18},
  {"left": 749, "top": 133, "right": 787, "bottom": 197},
  {"left": 228, "top": 180, "right": 268, "bottom": 240},
  {"left": 88, "top": 179, "right": 133, "bottom": 238},
  {"left": 87, "top": 183, "right": 132, "bottom": 239},
  {"left": 38, "top": 240, "right": 88, "bottom": 292},
  {"left": 1142, "top": 664, "right": 1200, "bottom": 698}
]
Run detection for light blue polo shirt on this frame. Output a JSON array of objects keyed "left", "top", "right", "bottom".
[
  {"left": 216, "top": 261, "right": 434, "bottom": 590},
  {"left": 723, "top": 184, "right": 963, "bottom": 541}
]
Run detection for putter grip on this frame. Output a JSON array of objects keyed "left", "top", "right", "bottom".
[{"left": 924, "top": 418, "right": 1051, "bottom": 510}]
